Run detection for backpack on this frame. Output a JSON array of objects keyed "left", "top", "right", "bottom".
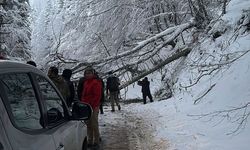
[{"left": 107, "top": 76, "right": 119, "bottom": 92}]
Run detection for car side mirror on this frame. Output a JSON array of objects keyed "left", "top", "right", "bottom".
[{"left": 71, "top": 101, "right": 92, "bottom": 121}]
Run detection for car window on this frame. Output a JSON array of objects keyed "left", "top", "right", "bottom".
[
  {"left": 0, "top": 73, "right": 43, "bottom": 130},
  {"left": 35, "top": 75, "right": 65, "bottom": 123}
]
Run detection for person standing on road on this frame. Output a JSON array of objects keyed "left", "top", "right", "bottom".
[
  {"left": 62, "top": 69, "right": 75, "bottom": 107},
  {"left": 77, "top": 76, "right": 85, "bottom": 100},
  {"left": 138, "top": 77, "right": 153, "bottom": 104},
  {"left": 80, "top": 67, "right": 102, "bottom": 149},
  {"left": 47, "top": 66, "right": 70, "bottom": 100},
  {"left": 106, "top": 71, "right": 121, "bottom": 112},
  {"left": 77, "top": 72, "right": 105, "bottom": 114}
]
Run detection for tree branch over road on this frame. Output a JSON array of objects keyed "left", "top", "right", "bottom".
[
  {"left": 72, "top": 21, "right": 195, "bottom": 72},
  {"left": 120, "top": 47, "right": 192, "bottom": 89}
]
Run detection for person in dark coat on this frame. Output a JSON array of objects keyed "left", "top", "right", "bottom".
[
  {"left": 106, "top": 71, "right": 121, "bottom": 112},
  {"left": 47, "top": 67, "right": 70, "bottom": 100},
  {"left": 77, "top": 77, "right": 85, "bottom": 100},
  {"left": 62, "top": 69, "right": 75, "bottom": 107},
  {"left": 138, "top": 77, "right": 153, "bottom": 104}
]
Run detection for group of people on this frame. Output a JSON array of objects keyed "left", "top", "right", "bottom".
[
  {"left": 47, "top": 66, "right": 75, "bottom": 107},
  {"left": 27, "top": 61, "right": 122, "bottom": 149},
  {"left": 26, "top": 60, "right": 153, "bottom": 149}
]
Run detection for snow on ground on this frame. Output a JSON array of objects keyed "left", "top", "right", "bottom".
[
  {"left": 123, "top": 0, "right": 250, "bottom": 149},
  {"left": 99, "top": 105, "right": 169, "bottom": 150},
  {"left": 125, "top": 50, "right": 250, "bottom": 149},
  {"left": 223, "top": 0, "right": 250, "bottom": 25}
]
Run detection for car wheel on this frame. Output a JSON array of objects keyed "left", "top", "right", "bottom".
[{"left": 82, "top": 137, "right": 88, "bottom": 150}]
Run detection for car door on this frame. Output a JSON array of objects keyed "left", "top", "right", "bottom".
[
  {"left": 34, "top": 74, "right": 86, "bottom": 150},
  {"left": 0, "top": 97, "right": 12, "bottom": 150},
  {"left": 0, "top": 73, "right": 56, "bottom": 150}
]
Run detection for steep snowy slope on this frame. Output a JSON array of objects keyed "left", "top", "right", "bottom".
[{"left": 126, "top": 0, "right": 250, "bottom": 149}]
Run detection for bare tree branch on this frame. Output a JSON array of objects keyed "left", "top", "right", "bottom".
[
  {"left": 188, "top": 102, "right": 250, "bottom": 135},
  {"left": 181, "top": 50, "right": 250, "bottom": 89},
  {"left": 180, "top": 66, "right": 219, "bottom": 88},
  {"left": 95, "top": 33, "right": 111, "bottom": 56},
  {"left": 194, "top": 84, "right": 216, "bottom": 104},
  {"left": 222, "top": 0, "right": 228, "bottom": 15}
]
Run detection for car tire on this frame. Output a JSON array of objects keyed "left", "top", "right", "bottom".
[{"left": 82, "top": 137, "right": 88, "bottom": 150}]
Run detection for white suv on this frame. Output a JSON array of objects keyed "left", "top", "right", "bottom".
[{"left": 0, "top": 61, "right": 92, "bottom": 150}]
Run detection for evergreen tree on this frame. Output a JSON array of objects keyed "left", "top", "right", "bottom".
[{"left": 0, "top": 0, "right": 31, "bottom": 59}]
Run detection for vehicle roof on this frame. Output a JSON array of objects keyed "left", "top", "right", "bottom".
[{"left": 0, "top": 60, "right": 45, "bottom": 75}]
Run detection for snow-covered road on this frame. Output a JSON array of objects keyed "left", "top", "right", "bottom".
[{"left": 97, "top": 104, "right": 169, "bottom": 150}]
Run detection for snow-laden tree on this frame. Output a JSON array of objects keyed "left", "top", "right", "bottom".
[
  {"left": 31, "top": 0, "right": 225, "bottom": 84},
  {"left": 0, "top": 0, "right": 31, "bottom": 59},
  {"left": 29, "top": 0, "right": 250, "bottom": 135}
]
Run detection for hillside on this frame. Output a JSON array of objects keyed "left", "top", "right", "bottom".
[{"left": 125, "top": 0, "right": 250, "bottom": 149}]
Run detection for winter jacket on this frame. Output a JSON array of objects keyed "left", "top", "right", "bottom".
[
  {"left": 64, "top": 78, "right": 75, "bottom": 107},
  {"left": 81, "top": 77, "right": 102, "bottom": 110},
  {"left": 138, "top": 79, "right": 151, "bottom": 94},
  {"left": 106, "top": 75, "right": 120, "bottom": 92},
  {"left": 49, "top": 75, "right": 70, "bottom": 99},
  {"left": 78, "top": 76, "right": 105, "bottom": 104},
  {"left": 77, "top": 77, "right": 85, "bottom": 100}
]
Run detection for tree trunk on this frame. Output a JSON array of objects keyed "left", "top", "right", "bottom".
[
  {"left": 222, "top": 0, "right": 227, "bottom": 15},
  {"left": 119, "top": 47, "right": 192, "bottom": 89}
]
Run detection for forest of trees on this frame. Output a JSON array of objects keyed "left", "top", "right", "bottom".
[
  {"left": 1, "top": 0, "right": 249, "bottom": 135},
  {"left": 0, "top": 0, "right": 31, "bottom": 59},
  {"left": 31, "top": 0, "right": 228, "bottom": 84},
  {"left": 0, "top": 0, "right": 241, "bottom": 90}
]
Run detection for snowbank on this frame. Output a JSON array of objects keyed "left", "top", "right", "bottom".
[
  {"left": 126, "top": 0, "right": 250, "bottom": 149},
  {"left": 127, "top": 50, "right": 250, "bottom": 149}
]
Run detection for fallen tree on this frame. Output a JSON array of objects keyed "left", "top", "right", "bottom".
[
  {"left": 119, "top": 47, "right": 192, "bottom": 89},
  {"left": 71, "top": 21, "right": 195, "bottom": 72}
]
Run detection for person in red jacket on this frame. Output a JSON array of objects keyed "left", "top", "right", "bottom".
[{"left": 81, "top": 67, "right": 102, "bottom": 149}]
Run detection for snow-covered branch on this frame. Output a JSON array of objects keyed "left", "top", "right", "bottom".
[
  {"left": 146, "top": 11, "right": 191, "bottom": 20},
  {"left": 72, "top": 21, "right": 195, "bottom": 72},
  {"left": 120, "top": 47, "right": 192, "bottom": 89}
]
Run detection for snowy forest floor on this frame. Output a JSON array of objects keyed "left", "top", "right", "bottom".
[{"left": 95, "top": 103, "right": 169, "bottom": 150}]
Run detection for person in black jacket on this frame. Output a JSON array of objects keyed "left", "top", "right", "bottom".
[
  {"left": 62, "top": 69, "right": 75, "bottom": 107},
  {"left": 77, "top": 77, "right": 85, "bottom": 100},
  {"left": 106, "top": 71, "right": 121, "bottom": 112},
  {"left": 138, "top": 77, "right": 153, "bottom": 104}
]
